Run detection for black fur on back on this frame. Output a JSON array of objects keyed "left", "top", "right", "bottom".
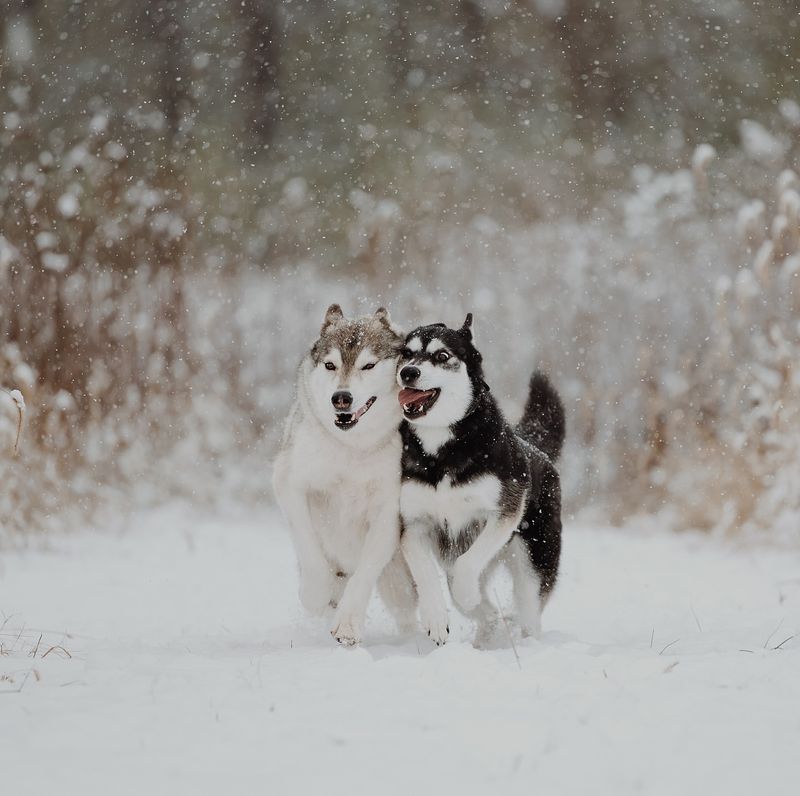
[
  {"left": 516, "top": 372, "right": 565, "bottom": 463},
  {"left": 399, "top": 322, "right": 564, "bottom": 597}
]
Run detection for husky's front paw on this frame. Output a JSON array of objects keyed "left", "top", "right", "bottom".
[
  {"left": 330, "top": 615, "right": 361, "bottom": 646},
  {"left": 420, "top": 604, "right": 449, "bottom": 646},
  {"left": 450, "top": 560, "right": 481, "bottom": 613},
  {"left": 299, "top": 570, "right": 337, "bottom": 616}
]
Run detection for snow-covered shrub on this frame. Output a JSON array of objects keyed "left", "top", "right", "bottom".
[
  {"left": 0, "top": 94, "right": 269, "bottom": 539},
  {"left": 247, "top": 114, "right": 799, "bottom": 541},
  {"left": 2, "top": 15, "right": 799, "bottom": 547},
  {"left": 537, "top": 122, "right": 800, "bottom": 539},
  {"left": 653, "top": 166, "right": 800, "bottom": 540}
]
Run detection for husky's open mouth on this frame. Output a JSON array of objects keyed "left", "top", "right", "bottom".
[
  {"left": 334, "top": 396, "right": 377, "bottom": 430},
  {"left": 399, "top": 387, "right": 441, "bottom": 419}
]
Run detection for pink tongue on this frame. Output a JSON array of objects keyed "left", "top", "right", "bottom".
[
  {"left": 399, "top": 388, "right": 433, "bottom": 407},
  {"left": 353, "top": 398, "right": 374, "bottom": 420}
]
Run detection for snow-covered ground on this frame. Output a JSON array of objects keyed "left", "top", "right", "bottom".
[{"left": 2, "top": 507, "right": 799, "bottom": 795}]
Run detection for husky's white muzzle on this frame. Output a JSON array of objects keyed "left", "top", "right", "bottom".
[{"left": 334, "top": 396, "right": 377, "bottom": 430}]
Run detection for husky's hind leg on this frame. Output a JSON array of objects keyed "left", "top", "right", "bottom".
[
  {"left": 377, "top": 551, "right": 418, "bottom": 634},
  {"left": 459, "top": 561, "right": 505, "bottom": 649},
  {"left": 509, "top": 534, "right": 543, "bottom": 638},
  {"left": 513, "top": 464, "right": 561, "bottom": 637}
]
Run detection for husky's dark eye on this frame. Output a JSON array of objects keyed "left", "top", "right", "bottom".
[
  {"left": 324, "top": 362, "right": 336, "bottom": 371},
  {"left": 362, "top": 362, "right": 376, "bottom": 370},
  {"left": 435, "top": 350, "right": 451, "bottom": 363},
  {"left": 400, "top": 348, "right": 413, "bottom": 359}
]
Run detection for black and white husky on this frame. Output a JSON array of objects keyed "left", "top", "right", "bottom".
[
  {"left": 396, "top": 314, "right": 565, "bottom": 646},
  {"left": 273, "top": 304, "right": 415, "bottom": 645}
]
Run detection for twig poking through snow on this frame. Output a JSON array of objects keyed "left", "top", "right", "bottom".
[
  {"left": 772, "top": 635, "right": 795, "bottom": 651},
  {"left": 763, "top": 618, "right": 784, "bottom": 649},
  {"left": 29, "top": 634, "right": 42, "bottom": 659},
  {"left": 493, "top": 589, "right": 521, "bottom": 671},
  {"left": 41, "top": 645, "right": 72, "bottom": 660},
  {"left": 658, "top": 638, "right": 680, "bottom": 656},
  {"left": 0, "top": 666, "right": 34, "bottom": 695}
]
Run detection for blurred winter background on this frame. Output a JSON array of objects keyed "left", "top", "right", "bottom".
[{"left": 1, "top": 0, "right": 799, "bottom": 541}]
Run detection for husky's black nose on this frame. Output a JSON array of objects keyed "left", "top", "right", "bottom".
[
  {"left": 399, "top": 366, "right": 420, "bottom": 385},
  {"left": 331, "top": 391, "right": 353, "bottom": 411}
]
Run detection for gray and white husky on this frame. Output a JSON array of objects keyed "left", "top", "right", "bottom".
[{"left": 273, "top": 304, "right": 416, "bottom": 645}]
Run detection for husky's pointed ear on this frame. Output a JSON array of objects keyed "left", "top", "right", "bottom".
[
  {"left": 459, "top": 312, "right": 475, "bottom": 342},
  {"left": 374, "top": 306, "right": 404, "bottom": 339},
  {"left": 321, "top": 303, "right": 344, "bottom": 333}
]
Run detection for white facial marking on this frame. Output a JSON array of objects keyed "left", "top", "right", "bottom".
[
  {"left": 402, "top": 357, "right": 473, "bottom": 428},
  {"left": 407, "top": 337, "right": 423, "bottom": 352},
  {"left": 354, "top": 347, "right": 377, "bottom": 370},
  {"left": 345, "top": 350, "right": 398, "bottom": 417},
  {"left": 324, "top": 348, "right": 343, "bottom": 369},
  {"left": 308, "top": 344, "right": 401, "bottom": 434}
]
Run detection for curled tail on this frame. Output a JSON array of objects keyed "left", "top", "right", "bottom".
[{"left": 516, "top": 371, "right": 565, "bottom": 462}]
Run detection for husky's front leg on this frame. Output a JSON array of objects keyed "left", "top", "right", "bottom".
[
  {"left": 450, "top": 507, "right": 524, "bottom": 613},
  {"left": 401, "top": 521, "right": 449, "bottom": 645},
  {"left": 331, "top": 500, "right": 400, "bottom": 646},
  {"left": 274, "top": 468, "right": 337, "bottom": 615}
]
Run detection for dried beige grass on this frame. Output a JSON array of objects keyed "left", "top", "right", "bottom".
[{"left": 1, "top": 388, "right": 26, "bottom": 456}]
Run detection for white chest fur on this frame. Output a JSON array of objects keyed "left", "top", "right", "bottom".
[
  {"left": 401, "top": 474, "right": 501, "bottom": 537},
  {"left": 412, "top": 425, "right": 454, "bottom": 456},
  {"left": 286, "top": 413, "right": 402, "bottom": 571}
]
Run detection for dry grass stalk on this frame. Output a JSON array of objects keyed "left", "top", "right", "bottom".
[
  {"left": 493, "top": 588, "right": 521, "bottom": 670},
  {"left": 1, "top": 387, "right": 25, "bottom": 455}
]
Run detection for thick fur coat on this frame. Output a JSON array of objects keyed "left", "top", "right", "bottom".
[
  {"left": 396, "top": 315, "right": 565, "bottom": 646},
  {"left": 273, "top": 305, "right": 415, "bottom": 645}
]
